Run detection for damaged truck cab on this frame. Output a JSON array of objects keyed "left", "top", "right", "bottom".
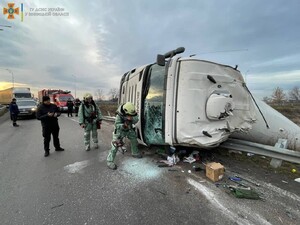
[{"left": 119, "top": 47, "right": 257, "bottom": 148}]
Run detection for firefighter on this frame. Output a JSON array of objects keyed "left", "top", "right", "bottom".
[
  {"left": 36, "top": 96, "right": 64, "bottom": 157},
  {"left": 66, "top": 98, "right": 74, "bottom": 117},
  {"left": 107, "top": 102, "right": 142, "bottom": 170},
  {"left": 74, "top": 98, "right": 81, "bottom": 117},
  {"left": 78, "top": 93, "right": 103, "bottom": 151}
]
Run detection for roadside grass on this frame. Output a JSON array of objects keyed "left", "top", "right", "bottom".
[
  {"left": 270, "top": 103, "right": 300, "bottom": 125},
  {"left": 219, "top": 149, "right": 300, "bottom": 179},
  {"left": 98, "top": 102, "right": 118, "bottom": 116}
]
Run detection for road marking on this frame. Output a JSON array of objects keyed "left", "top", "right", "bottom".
[
  {"left": 62, "top": 114, "right": 79, "bottom": 123},
  {"left": 187, "top": 178, "right": 272, "bottom": 225}
]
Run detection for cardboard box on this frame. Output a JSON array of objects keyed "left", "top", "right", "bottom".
[{"left": 206, "top": 162, "right": 225, "bottom": 182}]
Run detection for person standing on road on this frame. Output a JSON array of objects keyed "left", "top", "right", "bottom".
[
  {"left": 9, "top": 98, "right": 20, "bottom": 127},
  {"left": 107, "top": 102, "right": 142, "bottom": 170},
  {"left": 74, "top": 98, "right": 81, "bottom": 117},
  {"left": 78, "top": 93, "right": 103, "bottom": 151},
  {"left": 66, "top": 98, "right": 74, "bottom": 117},
  {"left": 36, "top": 96, "right": 64, "bottom": 157}
]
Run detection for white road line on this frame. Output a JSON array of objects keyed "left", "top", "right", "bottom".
[{"left": 187, "top": 178, "right": 272, "bottom": 225}]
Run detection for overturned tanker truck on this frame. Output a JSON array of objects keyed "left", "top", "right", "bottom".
[{"left": 118, "top": 47, "right": 300, "bottom": 151}]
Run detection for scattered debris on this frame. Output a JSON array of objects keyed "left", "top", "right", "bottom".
[
  {"left": 193, "top": 165, "right": 202, "bottom": 171},
  {"left": 51, "top": 203, "right": 64, "bottom": 209},
  {"left": 233, "top": 175, "right": 260, "bottom": 187},
  {"left": 186, "top": 188, "right": 191, "bottom": 194},
  {"left": 247, "top": 153, "right": 255, "bottom": 157},
  {"left": 158, "top": 160, "right": 173, "bottom": 167},
  {"left": 206, "top": 162, "right": 225, "bottom": 182},
  {"left": 188, "top": 170, "right": 191, "bottom": 174},
  {"left": 228, "top": 150, "right": 242, "bottom": 154},
  {"left": 282, "top": 180, "right": 288, "bottom": 184},
  {"left": 156, "top": 190, "right": 167, "bottom": 195},
  {"left": 167, "top": 154, "right": 180, "bottom": 165},
  {"left": 285, "top": 210, "right": 296, "bottom": 220},
  {"left": 229, "top": 176, "right": 242, "bottom": 182},
  {"left": 228, "top": 177, "right": 249, "bottom": 188},
  {"left": 294, "top": 178, "right": 300, "bottom": 183},
  {"left": 230, "top": 187, "right": 260, "bottom": 200},
  {"left": 169, "top": 146, "right": 176, "bottom": 154},
  {"left": 183, "top": 156, "right": 196, "bottom": 164},
  {"left": 158, "top": 164, "right": 169, "bottom": 167}
]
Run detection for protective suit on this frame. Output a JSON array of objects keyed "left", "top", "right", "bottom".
[
  {"left": 78, "top": 94, "right": 103, "bottom": 151},
  {"left": 107, "top": 102, "right": 141, "bottom": 170}
]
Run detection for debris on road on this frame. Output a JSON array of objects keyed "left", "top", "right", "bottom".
[
  {"left": 233, "top": 175, "right": 260, "bottom": 187},
  {"left": 206, "top": 162, "right": 225, "bottom": 182},
  {"left": 51, "top": 203, "right": 64, "bottom": 209},
  {"left": 230, "top": 187, "right": 260, "bottom": 200}
]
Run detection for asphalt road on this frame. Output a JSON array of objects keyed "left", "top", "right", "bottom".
[{"left": 0, "top": 112, "right": 299, "bottom": 225}]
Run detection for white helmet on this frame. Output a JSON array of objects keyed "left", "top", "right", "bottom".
[
  {"left": 83, "top": 93, "right": 93, "bottom": 100},
  {"left": 123, "top": 102, "right": 136, "bottom": 115}
]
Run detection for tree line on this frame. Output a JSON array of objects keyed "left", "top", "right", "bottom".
[
  {"left": 263, "top": 86, "right": 300, "bottom": 104},
  {"left": 94, "top": 88, "right": 119, "bottom": 102}
]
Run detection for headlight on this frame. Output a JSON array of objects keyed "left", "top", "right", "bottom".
[{"left": 31, "top": 108, "right": 37, "bottom": 111}]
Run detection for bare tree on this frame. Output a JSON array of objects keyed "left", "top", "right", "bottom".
[
  {"left": 263, "top": 96, "right": 271, "bottom": 103},
  {"left": 94, "top": 88, "right": 105, "bottom": 101},
  {"left": 108, "top": 88, "right": 119, "bottom": 102},
  {"left": 288, "top": 86, "right": 300, "bottom": 102},
  {"left": 271, "top": 87, "right": 286, "bottom": 104}
]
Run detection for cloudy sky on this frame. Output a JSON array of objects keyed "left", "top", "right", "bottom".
[{"left": 0, "top": 0, "right": 299, "bottom": 99}]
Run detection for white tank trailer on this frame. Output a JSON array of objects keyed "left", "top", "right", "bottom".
[{"left": 118, "top": 47, "right": 300, "bottom": 151}]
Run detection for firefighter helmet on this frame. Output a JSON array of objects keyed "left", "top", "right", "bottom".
[
  {"left": 83, "top": 93, "right": 93, "bottom": 100},
  {"left": 123, "top": 102, "right": 136, "bottom": 115}
]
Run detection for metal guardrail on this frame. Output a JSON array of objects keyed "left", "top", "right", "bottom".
[
  {"left": 221, "top": 138, "right": 300, "bottom": 164},
  {"left": 101, "top": 116, "right": 300, "bottom": 164},
  {"left": 0, "top": 105, "right": 6, "bottom": 111}
]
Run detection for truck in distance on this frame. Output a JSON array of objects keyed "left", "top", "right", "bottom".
[
  {"left": 0, "top": 87, "right": 33, "bottom": 105},
  {"left": 38, "top": 89, "right": 74, "bottom": 111}
]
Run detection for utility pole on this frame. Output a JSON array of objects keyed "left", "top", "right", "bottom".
[
  {"left": 6, "top": 69, "right": 14, "bottom": 88},
  {"left": 72, "top": 75, "right": 77, "bottom": 98}
]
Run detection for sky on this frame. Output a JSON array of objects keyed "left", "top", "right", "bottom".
[{"left": 0, "top": 0, "right": 300, "bottom": 100}]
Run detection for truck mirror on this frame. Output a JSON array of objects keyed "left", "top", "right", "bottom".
[
  {"left": 175, "top": 47, "right": 185, "bottom": 54},
  {"left": 157, "top": 54, "right": 165, "bottom": 66}
]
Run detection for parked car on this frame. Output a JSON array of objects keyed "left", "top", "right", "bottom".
[{"left": 17, "top": 99, "right": 38, "bottom": 118}]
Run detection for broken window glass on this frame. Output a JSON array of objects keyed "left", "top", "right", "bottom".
[{"left": 142, "top": 64, "right": 165, "bottom": 145}]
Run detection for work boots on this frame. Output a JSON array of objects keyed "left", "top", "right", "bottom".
[
  {"left": 107, "top": 162, "right": 117, "bottom": 170},
  {"left": 44, "top": 151, "right": 50, "bottom": 157}
]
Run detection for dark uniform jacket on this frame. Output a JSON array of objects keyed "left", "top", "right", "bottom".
[
  {"left": 9, "top": 102, "right": 20, "bottom": 115},
  {"left": 67, "top": 100, "right": 74, "bottom": 109},
  {"left": 36, "top": 103, "right": 61, "bottom": 127}
]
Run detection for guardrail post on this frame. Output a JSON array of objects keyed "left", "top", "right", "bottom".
[{"left": 270, "top": 139, "right": 287, "bottom": 168}]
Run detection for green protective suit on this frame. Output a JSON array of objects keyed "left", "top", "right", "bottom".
[
  {"left": 107, "top": 104, "right": 139, "bottom": 165},
  {"left": 78, "top": 101, "right": 103, "bottom": 150}
]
